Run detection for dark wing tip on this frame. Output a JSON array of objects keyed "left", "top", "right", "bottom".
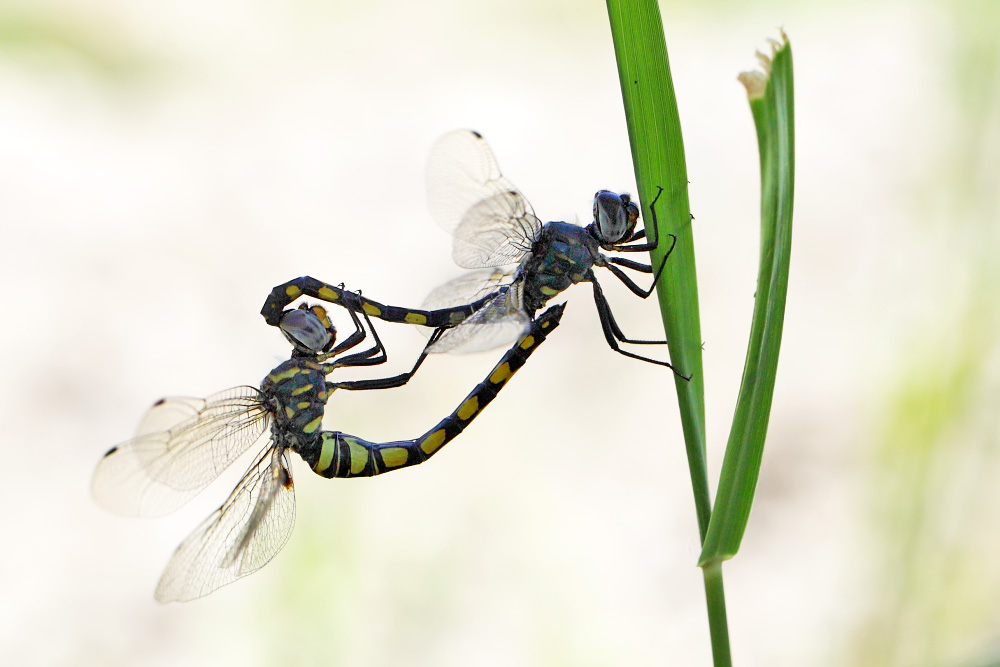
[
  {"left": 470, "top": 130, "right": 483, "bottom": 138},
  {"left": 153, "top": 398, "right": 166, "bottom": 407},
  {"left": 102, "top": 445, "right": 119, "bottom": 458}
]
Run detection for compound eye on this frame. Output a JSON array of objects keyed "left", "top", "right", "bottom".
[
  {"left": 593, "top": 190, "right": 631, "bottom": 243},
  {"left": 279, "top": 306, "right": 335, "bottom": 353},
  {"left": 626, "top": 200, "right": 640, "bottom": 228}
]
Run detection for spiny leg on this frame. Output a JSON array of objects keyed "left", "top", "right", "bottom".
[
  {"left": 590, "top": 278, "right": 689, "bottom": 377},
  {"left": 604, "top": 244, "right": 672, "bottom": 299},
  {"left": 589, "top": 276, "right": 668, "bottom": 346},
  {"left": 322, "top": 306, "right": 389, "bottom": 369},
  {"left": 605, "top": 188, "right": 677, "bottom": 297},
  {"left": 608, "top": 256, "right": 654, "bottom": 273},
  {"left": 326, "top": 324, "right": 448, "bottom": 392},
  {"left": 613, "top": 185, "right": 666, "bottom": 252},
  {"left": 324, "top": 300, "right": 371, "bottom": 357}
]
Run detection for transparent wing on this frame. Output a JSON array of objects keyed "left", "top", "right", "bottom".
[
  {"left": 92, "top": 387, "right": 270, "bottom": 517},
  {"left": 422, "top": 267, "right": 514, "bottom": 310},
  {"left": 420, "top": 268, "right": 525, "bottom": 353},
  {"left": 452, "top": 191, "right": 541, "bottom": 268},
  {"left": 154, "top": 446, "right": 296, "bottom": 603},
  {"left": 426, "top": 130, "right": 542, "bottom": 269},
  {"left": 427, "top": 283, "right": 531, "bottom": 355}
]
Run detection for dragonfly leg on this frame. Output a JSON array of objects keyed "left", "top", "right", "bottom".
[
  {"left": 603, "top": 248, "right": 671, "bottom": 299},
  {"left": 323, "top": 301, "right": 370, "bottom": 357},
  {"left": 327, "top": 327, "right": 447, "bottom": 392},
  {"left": 612, "top": 185, "right": 666, "bottom": 253},
  {"left": 603, "top": 187, "right": 677, "bottom": 296},
  {"left": 309, "top": 304, "right": 566, "bottom": 478},
  {"left": 590, "top": 279, "right": 689, "bottom": 378},
  {"left": 609, "top": 256, "right": 653, "bottom": 273},
  {"left": 589, "top": 277, "right": 668, "bottom": 346},
  {"left": 322, "top": 307, "right": 389, "bottom": 369}
]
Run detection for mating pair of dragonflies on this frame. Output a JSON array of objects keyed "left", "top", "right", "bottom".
[{"left": 93, "top": 130, "right": 682, "bottom": 602}]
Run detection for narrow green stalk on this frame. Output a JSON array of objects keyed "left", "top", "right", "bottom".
[
  {"left": 700, "top": 35, "right": 796, "bottom": 566},
  {"left": 604, "top": 0, "right": 709, "bottom": 540},
  {"left": 605, "top": 2, "right": 730, "bottom": 664},
  {"left": 702, "top": 562, "right": 732, "bottom": 665}
]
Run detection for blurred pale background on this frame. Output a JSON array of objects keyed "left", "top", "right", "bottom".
[{"left": 1, "top": 0, "right": 998, "bottom": 665}]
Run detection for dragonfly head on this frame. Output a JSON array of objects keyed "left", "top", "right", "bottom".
[
  {"left": 592, "top": 190, "right": 639, "bottom": 245},
  {"left": 279, "top": 303, "right": 336, "bottom": 354}
]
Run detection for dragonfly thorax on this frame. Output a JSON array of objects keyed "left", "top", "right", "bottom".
[
  {"left": 591, "top": 190, "right": 639, "bottom": 246},
  {"left": 520, "top": 221, "right": 600, "bottom": 313},
  {"left": 260, "top": 358, "right": 330, "bottom": 439}
]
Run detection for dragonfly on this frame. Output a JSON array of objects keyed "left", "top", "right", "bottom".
[
  {"left": 261, "top": 130, "right": 683, "bottom": 374},
  {"left": 92, "top": 297, "right": 565, "bottom": 602}
]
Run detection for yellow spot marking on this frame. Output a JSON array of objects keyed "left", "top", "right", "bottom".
[
  {"left": 449, "top": 312, "right": 465, "bottom": 324},
  {"left": 380, "top": 447, "right": 408, "bottom": 468},
  {"left": 404, "top": 312, "right": 427, "bottom": 325},
  {"left": 268, "top": 366, "right": 302, "bottom": 383},
  {"left": 290, "top": 384, "right": 313, "bottom": 396},
  {"left": 457, "top": 396, "right": 479, "bottom": 421},
  {"left": 420, "top": 430, "right": 447, "bottom": 455},
  {"left": 540, "top": 286, "right": 559, "bottom": 296},
  {"left": 303, "top": 415, "right": 323, "bottom": 434},
  {"left": 314, "top": 438, "right": 336, "bottom": 473},
  {"left": 284, "top": 406, "right": 295, "bottom": 419},
  {"left": 347, "top": 439, "right": 368, "bottom": 475},
  {"left": 519, "top": 335, "right": 536, "bottom": 350},
  {"left": 362, "top": 303, "right": 381, "bottom": 317},
  {"left": 285, "top": 285, "right": 302, "bottom": 298},
  {"left": 489, "top": 362, "right": 512, "bottom": 385},
  {"left": 297, "top": 401, "right": 311, "bottom": 410},
  {"left": 311, "top": 306, "right": 332, "bottom": 328},
  {"left": 541, "top": 320, "right": 551, "bottom": 329},
  {"left": 317, "top": 286, "right": 340, "bottom": 301}
]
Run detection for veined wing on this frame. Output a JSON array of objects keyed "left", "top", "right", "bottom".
[
  {"left": 92, "top": 387, "right": 270, "bottom": 517},
  {"left": 155, "top": 446, "right": 296, "bottom": 603},
  {"left": 422, "top": 267, "right": 513, "bottom": 310},
  {"left": 453, "top": 190, "right": 540, "bottom": 268},
  {"left": 420, "top": 268, "right": 524, "bottom": 353},
  {"left": 427, "top": 283, "right": 531, "bottom": 355},
  {"left": 426, "top": 130, "right": 542, "bottom": 269}
]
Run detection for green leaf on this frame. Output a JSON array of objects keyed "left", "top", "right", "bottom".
[
  {"left": 606, "top": 3, "right": 732, "bottom": 664},
  {"left": 699, "top": 34, "right": 796, "bottom": 566},
  {"left": 606, "top": 0, "right": 709, "bottom": 540}
]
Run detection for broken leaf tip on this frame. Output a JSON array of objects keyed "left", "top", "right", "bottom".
[{"left": 738, "top": 29, "right": 789, "bottom": 100}]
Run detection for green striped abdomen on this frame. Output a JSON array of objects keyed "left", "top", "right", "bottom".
[
  {"left": 261, "top": 276, "right": 495, "bottom": 329},
  {"left": 300, "top": 303, "right": 565, "bottom": 478}
]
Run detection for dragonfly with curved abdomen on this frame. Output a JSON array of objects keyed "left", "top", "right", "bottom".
[
  {"left": 93, "top": 297, "right": 565, "bottom": 602},
  {"left": 261, "top": 130, "right": 683, "bottom": 374}
]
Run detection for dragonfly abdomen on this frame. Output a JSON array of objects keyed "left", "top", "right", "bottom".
[
  {"left": 262, "top": 276, "right": 490, "bottom": 329},
  {"left": 305, "top": 303, "right": 566, "bottom": 479}
]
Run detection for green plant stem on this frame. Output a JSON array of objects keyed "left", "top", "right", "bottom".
[
  {"left": 703, "top": 562, "right": 732, "bottom": 665},
  {"left": 605, "top": 1, "right": 730, "bottom": 664}
]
